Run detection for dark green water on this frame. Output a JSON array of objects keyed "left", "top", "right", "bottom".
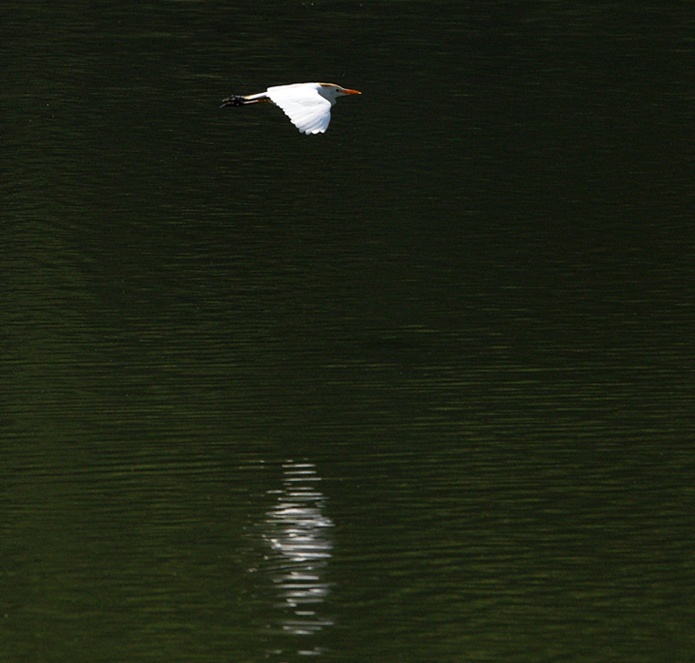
[{"left": 2, "top": 1, "right": 694, "bottom": 661}]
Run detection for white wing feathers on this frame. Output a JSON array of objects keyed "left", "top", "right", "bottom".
[{"left": 267, "top": 84, "right": 333, "bottom": 135}]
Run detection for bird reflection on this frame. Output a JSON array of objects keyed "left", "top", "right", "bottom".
[{"left": 261, "top": 460, "right": 334, "bottom": 652}]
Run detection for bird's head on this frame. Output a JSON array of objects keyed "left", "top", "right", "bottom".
[{"left": 318, "top": 83, "right": 361, "bottom": 103}]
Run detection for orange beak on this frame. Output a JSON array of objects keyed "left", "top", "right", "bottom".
[{"left": 341, "top": 88, "right": 361, "bottom": 95}]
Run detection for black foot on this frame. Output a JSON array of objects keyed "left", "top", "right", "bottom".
[{"left": 220, "top": 95, "right": 247, "bottom": 108}]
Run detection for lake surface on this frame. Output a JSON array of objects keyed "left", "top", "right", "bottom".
[{"left": 2, "top": 1, "right": 694, "bottom": 661}]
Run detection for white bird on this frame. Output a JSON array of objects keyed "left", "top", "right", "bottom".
[{"left": 221, "top": 82, "right": 361, "bottom": 135}]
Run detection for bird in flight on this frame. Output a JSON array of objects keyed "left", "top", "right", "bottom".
[{"left": 220, "top": 82, "right": 361, "bottom": 135}]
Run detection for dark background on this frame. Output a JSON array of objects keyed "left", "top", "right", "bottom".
[{"left": 2, "top": 1, "right": 694, "bottom": 661}]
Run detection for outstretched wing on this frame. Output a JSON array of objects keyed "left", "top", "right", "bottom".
[{"left": 267, "top": 84, "right": 332, "bottom": 135}]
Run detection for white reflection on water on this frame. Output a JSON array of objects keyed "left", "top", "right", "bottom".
[{"left": 261, "top": 460, "right": 334, "bottom": 654}]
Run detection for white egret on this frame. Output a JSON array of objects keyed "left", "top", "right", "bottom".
[{"left": 220, "top": 82, "right": 361, "bottom": 134}]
